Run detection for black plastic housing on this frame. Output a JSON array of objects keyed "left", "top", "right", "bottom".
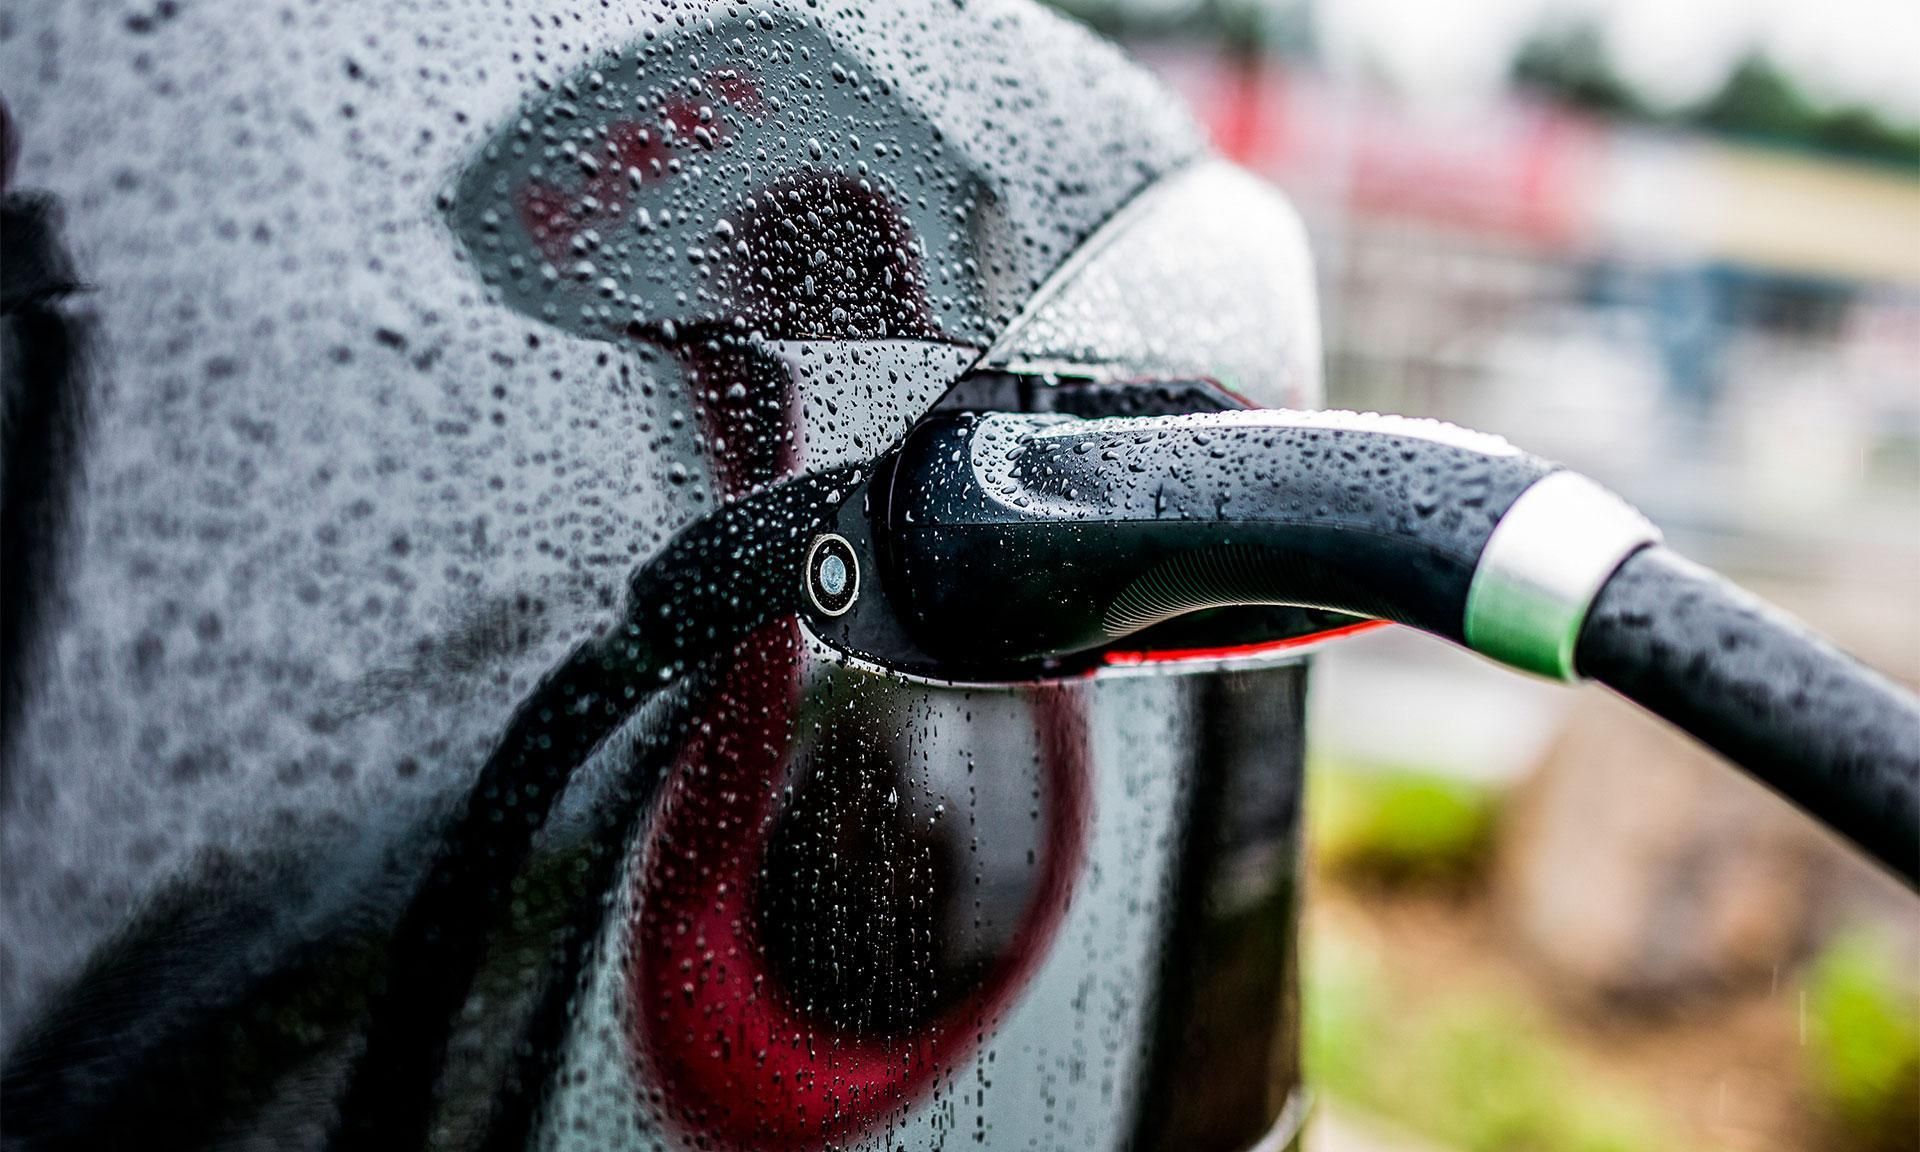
[{"left": 851, "top": 411, "right": 1553, "bottom": 674}]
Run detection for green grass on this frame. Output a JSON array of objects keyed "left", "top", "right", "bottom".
[
  {"left": 1304, "top": 757, "right": 1700, "bottom": 1152},
  {"left": 1305, "top": 926, "right": 1690, "bottom": 1152},
  {"left": 1803, "top": 930, "right": 1920, "bottom": 1150},
  {"left": 1304, "top": 756, "right": 1920, "bottom": 1152},
  {"left": 1308, "top": 757, "right": 1502, "bottom": 887}
]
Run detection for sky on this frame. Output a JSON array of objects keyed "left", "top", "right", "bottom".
[{"left": 1312, "top": 0, "right": 1920, "bottom": 120}]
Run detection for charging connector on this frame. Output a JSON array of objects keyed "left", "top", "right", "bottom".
[{"left": 839, "top": 408, "right": 1919, "bottom": 885}]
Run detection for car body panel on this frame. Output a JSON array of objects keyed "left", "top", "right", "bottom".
[{"left": 0, "top": 3, "right": 1324, "bottom": 1148}]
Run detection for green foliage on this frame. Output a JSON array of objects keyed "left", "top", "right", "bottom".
[
  {"left": 1511, "top": 22, "right": 1920, "bottom": 169},
  {"left": 1804, "top": 930, "right": 1920, "bottom": 1149},
  {"left": 1308, "top": 759, "right": 1500, "bottom": 886},
  {"left": 1511, "top": 22, "right": 1646, "bottom": 120},
  {"left": 1697, "top": 57, "right": 1920, "bottom": 170},
  {"left": 1305, "top": 927, "right": 1683, "bottom": 1152}
]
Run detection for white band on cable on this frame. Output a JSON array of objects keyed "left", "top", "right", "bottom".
[{"left": 1464, "top": 471, "right": 1662, "bottom": 682}]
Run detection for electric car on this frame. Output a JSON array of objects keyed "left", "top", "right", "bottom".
[
  {"left": 1, "top": 3, "right": 1333, "bottom": 1149},
  {"left": 2, "top": 3, "right": 1912, "bottom": 1151}
]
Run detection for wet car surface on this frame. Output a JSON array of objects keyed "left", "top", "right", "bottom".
[{"left": 2, "top": 2, "right": 1327, "bottom": 1148}]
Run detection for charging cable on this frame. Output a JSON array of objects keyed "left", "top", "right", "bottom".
[{"left": 865, "top": 409, "right": 1920, "bottom": 885}]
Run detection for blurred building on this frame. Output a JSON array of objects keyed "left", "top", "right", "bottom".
[{"left": 1144, "top": 49, "right": 1920, "bottom": 586}]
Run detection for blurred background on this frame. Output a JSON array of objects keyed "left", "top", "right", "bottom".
[{"left": 1042, "top": 1, "right": 1920, "bottom": 1149}]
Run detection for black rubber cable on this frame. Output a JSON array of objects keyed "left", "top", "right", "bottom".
[
  {"left": 1578, "top": 545, "right": 1920, "bottom": 887},
  {"left": 854, "top": 410, "right": 1920, "bottom": 887}
]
